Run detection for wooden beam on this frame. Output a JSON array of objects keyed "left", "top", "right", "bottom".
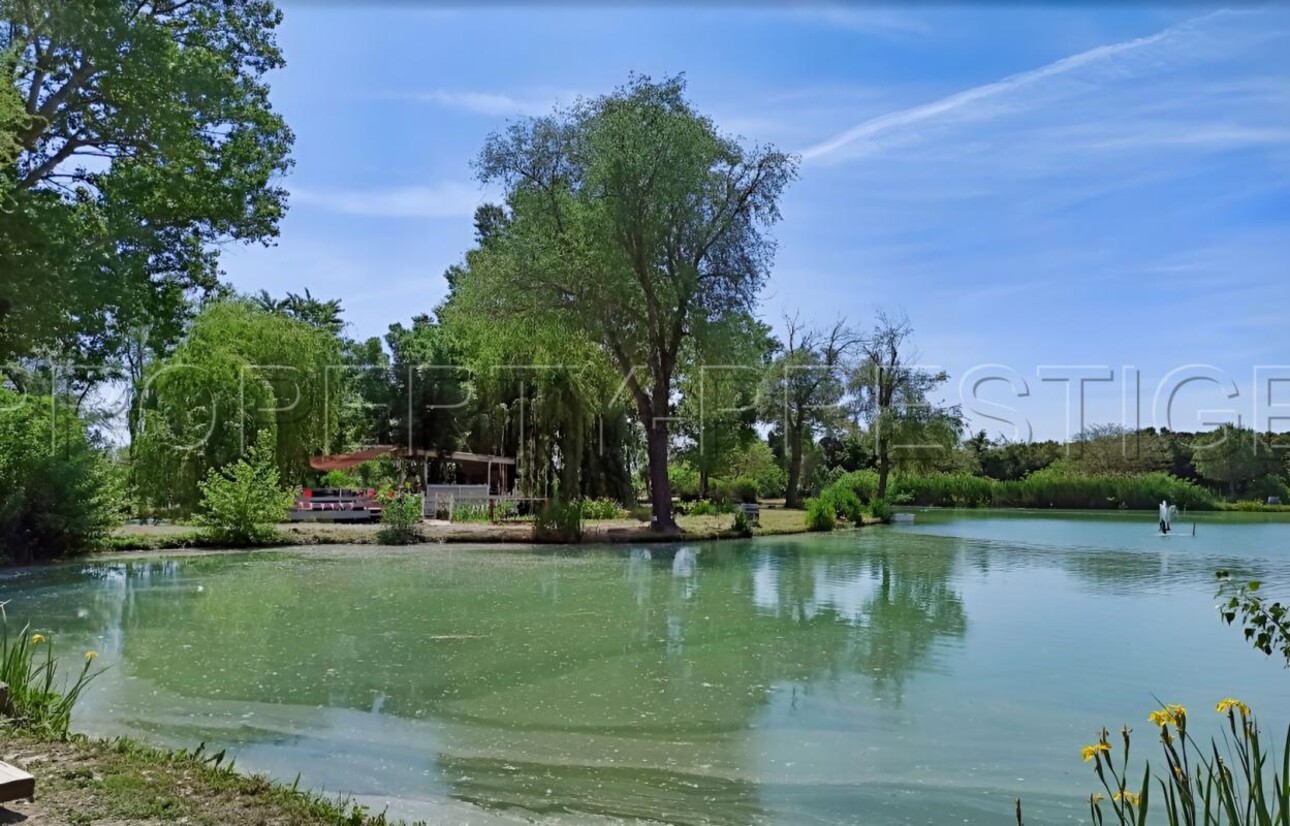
[{"left": 0, "top": 759, "right": 34, "bottom": 804}]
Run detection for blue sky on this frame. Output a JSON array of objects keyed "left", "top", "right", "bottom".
[{"left": 222, "top": 4, "right": 1290, "bottom": 441}]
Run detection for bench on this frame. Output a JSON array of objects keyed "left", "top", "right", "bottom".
[{"left": 738, "top": 502, "right": 760, "bottom": 526}]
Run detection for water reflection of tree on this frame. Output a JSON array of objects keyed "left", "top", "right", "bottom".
[{"left": 47, "top": 542, "right": 966, "bottom": 825}]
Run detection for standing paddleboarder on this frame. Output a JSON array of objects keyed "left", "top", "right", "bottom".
[{"left": 1158, "top": 499, "right": 1172, "bottom": 534}]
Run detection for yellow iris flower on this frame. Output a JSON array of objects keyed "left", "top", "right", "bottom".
[
  {"left": 1215, "top": 698, "right": 1250, "bottom": 717},
  {"left": 1082, "top": 743, "right": 1111, "bottom": 762}
]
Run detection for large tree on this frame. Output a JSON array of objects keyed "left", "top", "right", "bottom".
[
  {"left": 0, "top": 0, "right": 293, "bottom": 367},
  {"left": 759, "top": 315, "right": 857, "bottom": 508},
  {"left": 471, "top": 74, "right": 795, "bottom": 530},
  {"left": 851, "top": 312, "right": 962, "bottom": 501}
]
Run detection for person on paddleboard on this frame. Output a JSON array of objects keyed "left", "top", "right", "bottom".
[{"left": 1158, "top": 500, "right": 1171, "bottom": 534}]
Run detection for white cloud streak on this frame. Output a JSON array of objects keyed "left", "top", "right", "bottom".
[
  {"left": 292, "top": 183, "right": 483, "bottom": 218},
  {"left": 395, "top": 89, "right": 569, "bottom": 117},
  {"left": 799, "top": 12, "right": 1224, "bottom": 162}
]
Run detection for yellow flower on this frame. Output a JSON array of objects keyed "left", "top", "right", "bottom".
[
  {"left": 1113, "top": 791, "right": 1141, "bottom": 806},
  {"left": 85, "top": 651, "right": 97, "bottom": 662},
  {"left": 1149, "top": 704, "right": 1187, "bottom": 728},
  {"left": 29, "top": 633, "right": 44, "bottom": 644},
  {"left": 1082, "top": 743, "right": 1111, "bottom": 762},
  {"left": 1215, "top": 698, "right": 1250, "bottom": 717}
]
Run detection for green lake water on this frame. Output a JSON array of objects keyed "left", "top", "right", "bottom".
[{"left": 3, "top": 511, "right": 1289, "bottom": 824}]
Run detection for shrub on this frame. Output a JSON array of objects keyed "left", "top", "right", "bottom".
[
  {"left": 377, "top": 493, "right": 423, "bottom": 544},
  {"left": 731, "top": 508, "right": 754, "bottom": 536},
  {"left": 1, "top": 390, "right": 123, "bottom": 563},
  {"left": 832, "top": 469, "right": 880, "bottom": 503},
  {"left": 320, "top": 469, "right": 361, "bottom": 489},
  {"left": 729, "top": 477, "right": 759, "bottom": 504},
  {"left": 804, "top": 497, "right": 835, "bottom": 532},
  {"left": 821, "top": 482, "right": 864, "bottom": 523},
  {"left": 668, "top": 462, "right": 701, "bottom": 500},
  {"left": 868, "top": 498, "right": 893, "bottom": 523},
  {"left": 686, "top": 500, "right": 716, "bottom": 516},
  {"left": 578, "top": 498, "right": 626, "bottom": 520},
  {"left": 1, "top": 617, "right": 103, "bottom": 739},
  {"left": 533, "top": 500, "right": 582, "bottom": 542},
  {"left": 196, "top": 438, "right": 293, "bottom": 546}
]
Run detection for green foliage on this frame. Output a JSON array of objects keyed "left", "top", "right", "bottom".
[
  {"left": 320, "top": 470, "right": 362, "bottom": 489},
  {"left": 1193, "top": 424, "right": 1286, "bottom": 499},
  {"left": 669, "top": 462, "right": 702, "bottom": 501},
  {"left": 0, "top": 0, "right": 292, "bottom": 368},
  {"left": 868, "top": 498, "right": 893, "bottom": 523},
  {"left": 449, "top": 501, "right": 490, "bottom": 523},
  {"left": 196, "top": 437, "right": 293, "bottom": 546},
  {"left": 731, "top": 508, "right": 754, "bottom": 536},
  {"left": 378, "top": 494, "right": 423, "bottom": 544},
  {"left": 471, "top": 73, "right": 796, "bottom": 530},
  {"left": 803, "top": 497, "right": 836, "bottom": 532},
  {"left": 1216, "top": 572, "right": 1290, "bottom": 664},
  {"left": 577, "top": 498, "right": 626, "bottom": 520},
  {"left": 1, "top": 618, "right": 103, "bottom": 739},
  {"left": 871, "top": 469, "right": 1217, "bottom": 510},
  {"left": 533, "top": 500, "right": 583, "bottom": 543},
  {"left": 134, "top": 300, "right": 343, "bottom": 514},
  {"left": 1, "top": 389, "right": 123, "bottom": 562},
  {"left": 820, "top": 482, "right": 864, "bottom": 523},
  {"left": 728, "top": 439, "right": 787, "bottom": 498},
  {"left": 831, "top": 469, "right": 880, "bottom": 502}
]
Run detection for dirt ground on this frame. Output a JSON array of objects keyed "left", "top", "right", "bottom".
[{"left": 0, "top": 732, "right": 399, "bottom": 826}]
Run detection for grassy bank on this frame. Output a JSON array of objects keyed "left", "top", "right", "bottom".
[
  {"left": 102, "top": 507, "right": 851, "bottom": 553},
  {"left": 0, "top": 729, "right": 409, "bottom": 825}
]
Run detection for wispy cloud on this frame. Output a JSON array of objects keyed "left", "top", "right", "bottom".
[
  {"left": 292, "top": 183, "right": 483, "bottom": 219},
  {"left": 799, "top": 12, "right": 1223, "bottom": 162},
  {"left": 784, "top": 6, "right": 932, "bottom": 38},
  {"left": 390, "top": 89, "right": 571, "bottom": 117}
]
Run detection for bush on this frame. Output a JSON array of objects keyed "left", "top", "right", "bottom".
[
  {"left": 821, "top": 482, "right": 864, "bottom": 523},
  {"left": 1, "top": 617, "right": 103, "bottom": 739},
  {"left": 729, "top": 477, "right": 759, "bottom": 504},
  {"left": 668, "top": 462, "right": 701, "bottom": 500},
  {"left": 832, "top": 469, "right": 880, "bottom": 503},
  {"left": 196, "top": 438, "right": 293, "bottom": 546},
  {"left": 804, "top": 497, "right": 835, "bottom": 532},
  {"left": 533, "top": 500, "right": 583, "bottom": 542},
  {"left": 1, "top": 390, "right": 123, "bottom": 563},
  {"left": 578, "top": 498, "right": 626, "bottom": 520},
  {"left": 731, "top": 508, "right": 754, "bottom": 536},
  {"left": 320, "top": 469, "right": 361, "bottom": 489},
  {"left": 379, "top": 493, "right": 424, "bottom": 543},
  {"left": 868, "top": 498, "right": 893, "bottom": 523}
]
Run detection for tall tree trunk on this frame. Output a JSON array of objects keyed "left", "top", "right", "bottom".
[
  {"left": 646, "top": 418, "right": 677, "bottom": 532},
  {"left": 785, "top": 423, "right": 804, "bottom": 509},
  {"left": 876, "top": 449, "right": 891, "bottom": 501},
  {"left": 699, "top": 467, "right": 709, "bottom": 500}
]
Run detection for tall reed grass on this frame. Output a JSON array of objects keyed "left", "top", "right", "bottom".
[{"left": 1, "top": 613, "right": 103, "bottom": 739}]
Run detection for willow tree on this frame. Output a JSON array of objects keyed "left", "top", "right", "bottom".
[
  {"left": 133, "top": 300, "right": 341, "bottom": 513},
  {"left": 473, "top": 74, "right": 795, "bottom": 530}
]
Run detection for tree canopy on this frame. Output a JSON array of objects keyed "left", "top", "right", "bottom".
[
  {"left": 0, "top": 0, "right": 293, "bottom": 370},
  {"left": 466, "top": 73, "right": 795, "bottom": 529}
]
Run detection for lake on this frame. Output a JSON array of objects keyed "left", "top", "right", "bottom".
[{"left": 3, "top": 511, "right": 1288, "bottom": 824}]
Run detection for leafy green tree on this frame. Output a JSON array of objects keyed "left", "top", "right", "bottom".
[
  {"left": 1193, "top": 424, "right": 1285, "bottom": 498},
  {"left": 850, "top": 312, "right": 961, "bottom": 500},
  {"left": 196, "top": 435, "right": 292, "bottom": 545},
  {"left": 470, "top": 74, "right": 795, "bottom": 531},
  {"left": 133, "top": 300, "right": 341, "bottom": 513},
  {"left": 0, "top": 0, "right": 293, "bottom": 367},
  {"left": 1069, "top": 423, "right": 1169, "bottom": 475},
  {"left": 0, "top": 388, "right": 121, "bottom": 562},
  {"left": 759, "top": 316, "right": 857, "bottom": 508}
]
